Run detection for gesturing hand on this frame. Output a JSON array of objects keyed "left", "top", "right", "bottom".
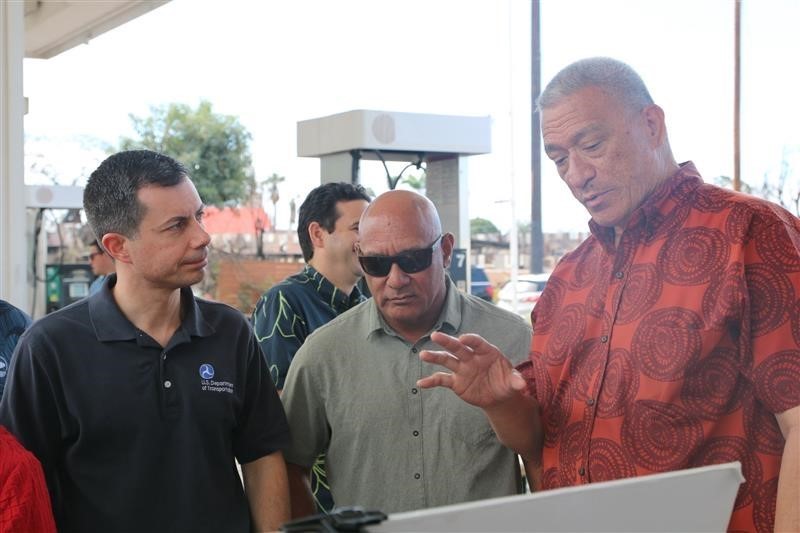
[{"left": 417, "top": 331, "right": 528, "bottom": 409}]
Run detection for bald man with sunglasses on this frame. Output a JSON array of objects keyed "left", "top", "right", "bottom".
[{"left": 280, "top": 190, "right": 532, "bottom": 517}]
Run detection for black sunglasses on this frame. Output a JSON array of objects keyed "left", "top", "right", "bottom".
[{"left": 358, "top": 235, "right": 443, "bottom": 277}]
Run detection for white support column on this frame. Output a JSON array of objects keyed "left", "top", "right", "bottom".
[
  {"left": 0, "top": 1, "right": 28, "bottom": 310},
  {"left": 320, "top": 152, "right": 355, "bottom": 184},
  {"left": 425, "top": 156, "right": 470, "bottom": 251}
]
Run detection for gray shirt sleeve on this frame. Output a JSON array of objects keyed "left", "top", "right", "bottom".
[{"left": 280, "top": 341, "right": 330, "bottom": 468}]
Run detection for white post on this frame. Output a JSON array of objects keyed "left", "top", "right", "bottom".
[
  {"left": 320, "top": 152, "right": 355, "bottom": 184},
  {"left": 0, "top": 1, "right": 29, "bottom": 310}
]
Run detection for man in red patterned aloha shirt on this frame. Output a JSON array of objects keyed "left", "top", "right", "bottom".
[{"left": 418, "top": 57, "right": 800, "bottom": 532}]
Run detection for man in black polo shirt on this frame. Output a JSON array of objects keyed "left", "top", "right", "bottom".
[{"left": 0, "top": 150, "right": 290, "bottom": 532}]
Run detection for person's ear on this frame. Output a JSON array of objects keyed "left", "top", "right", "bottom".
[
  {"left": 308, "top": 221, "right": 326, "bottom": 250},
  {"left": 102, "top": 233, "right": 131, "bottom": 264},
  {"left": 642, "top": 104, "right": 667, "bottom": 148},
  {"left": 440, "top": 233, "right": 455, "bottom": 268}
]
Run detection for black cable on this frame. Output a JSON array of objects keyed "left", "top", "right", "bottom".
[
  {"left": 370, "top": 150, "right": 426, "bottom": 190},
  {"left": 30, "top": 209, "right": 44, "bottom": 316},
  {"left": 30, "top": 209, "right": 68, "bottom": 316}
]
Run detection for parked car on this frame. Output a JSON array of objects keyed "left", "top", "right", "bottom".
[
  {"left": 496, "top": 273, "right": 550, "bottom": 322},
  {"left": 469, "top": 266, "right": 494, "bottom": 302},
  {"left": 448, "top": 263, "right": 494, "bottom": 302}
]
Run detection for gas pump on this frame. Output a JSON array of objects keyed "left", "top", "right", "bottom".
[{"left": 44, "top": 264, "right": 93, "bottom": 313}]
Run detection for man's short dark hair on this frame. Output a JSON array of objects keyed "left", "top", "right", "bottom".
[
  {"left": 83, "top": 150, "right": 190, "bottom": 241},
  {"left": 298, "top": 182, "right": 371, "bottom": 262}
]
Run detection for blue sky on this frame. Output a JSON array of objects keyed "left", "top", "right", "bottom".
[{"left": 22, "top": 0, "right": 800, "bottom": 233}]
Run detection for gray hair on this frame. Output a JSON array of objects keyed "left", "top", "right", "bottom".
[{"left": 538, "top": 57, "right": 654, "bottom": 113}]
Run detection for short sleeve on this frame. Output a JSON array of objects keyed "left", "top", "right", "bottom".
[
  {"left": 0, "top": 332, "right": 66, "bottom": 475},
  {"left": 516, "top": 353, "right": 548, "bottom": 404},
  {"left": 280, "top": 344, "right": 330, "bottom": 468},
  {"left": 232, "top": 331, "right": 290, "bottom": 464},
  {"left": 745, "top": 217, "right": 800, "bottom": 414}
]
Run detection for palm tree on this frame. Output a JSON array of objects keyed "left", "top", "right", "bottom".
[{"left": 264, "top": 172, "right": 285, "bottom": 228}]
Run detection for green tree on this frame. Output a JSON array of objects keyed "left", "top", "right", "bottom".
[
  {"left": 401, "top": 172, "right": 426, "bottom": 192},
  {"left": 471, "top": 217, "right": 500, "bottom": 235},
  {"left": 119, "top": 100, "right": 255, "bottom": 205}
]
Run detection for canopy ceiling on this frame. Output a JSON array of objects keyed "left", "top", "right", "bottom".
[{"left": 24, "top": 0, "right": 168, "bottom": 59}]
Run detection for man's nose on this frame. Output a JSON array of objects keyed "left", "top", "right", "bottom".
[
  {"left": 193, "top": 220, "right": 211, "bottom": 248},
  {"left": 386, "top": 262, "right": 410, "bottom": 287},
  {"left": 563, "top": 153, "right": 595, "bottom": 191}
]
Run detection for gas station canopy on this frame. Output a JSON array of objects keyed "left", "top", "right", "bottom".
[
  {"left": 297, "top": 109, "right": 491, "bottom": 162},
  {"left": 1, "top": 1, "right": 169, "bottom": 308},
  {"left": 24, "top": 0, "right": 168, "bottom": 59}
]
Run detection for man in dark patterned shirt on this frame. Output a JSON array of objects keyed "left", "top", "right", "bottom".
[
  {"left": 252, "top": 181, "right": 370, "bottom": 512},
  {"left": 419, "top": 57, "right": 800, "bottom": 532},
  {"left": 0, "top": 300, "right": 31, "bottom": 399}
]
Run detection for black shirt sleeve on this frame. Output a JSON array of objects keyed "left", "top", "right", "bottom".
[
  {"left": 233, "top": 325, "right": 290, "bottom": 464},
  {"left": 0, "top": 327, "right": 70, "bottom": 501}
]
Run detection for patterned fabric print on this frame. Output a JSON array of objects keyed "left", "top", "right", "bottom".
[
  {"left": 525, "top": 162, "right": 800, "bottom": 532},
  {"left": 252, "top": 265, "right": 365, "bottom": 513},
  {"left": 0, "top": 301, "right": 32, "bottom": 399},
  {"left": 252, "top": 265, "right": 365, "bottom": 389},
  {"left": 0, "top": 427, "right": 56, "bottom": 533}
]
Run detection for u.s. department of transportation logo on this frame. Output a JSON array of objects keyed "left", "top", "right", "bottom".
[
  {"left": 199, "top": 363, "right": 215, "bottom": 379},
  {"left": 199, "top": 363, "right": 234, "bottom": 394}
]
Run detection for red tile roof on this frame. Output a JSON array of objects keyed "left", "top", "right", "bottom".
[{"left": 203, "top": 206, "right": 272, "bottom": 235}]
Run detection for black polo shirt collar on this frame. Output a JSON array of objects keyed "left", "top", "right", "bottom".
[{"left": 88, "top": 274, "right": 215, "bottom": 345}]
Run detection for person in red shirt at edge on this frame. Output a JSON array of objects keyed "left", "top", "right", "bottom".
[
  {"left": 418, "top": 57, "right": 800, "bottom": 533},
  {"left": 0, "top": 426, "right": 56, "bottom": 532}
]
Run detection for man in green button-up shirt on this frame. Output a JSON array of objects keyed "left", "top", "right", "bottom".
[{"left": 282, "top": 190, "right": 532, "bottom": 516}]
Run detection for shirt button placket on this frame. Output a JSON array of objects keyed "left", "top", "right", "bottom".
[
  {"left": 409, "top": 343, "right": 424, "bottom": 502},
  {"left": 160, "top": 350, "right": 174, "bottom": 414},
  {"left": 161, "top": 351, "right": 170, "bottom": 387}
]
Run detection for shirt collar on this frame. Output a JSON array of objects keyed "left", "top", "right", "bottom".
[
  {"left": 589, "top": 161, "right": 703, "bottom": 249},
  {"left": 303, "top": 264, "right": 365, "bottom": 312},
  {"left": 88, "top": 273, "right": 215, "bottom": 344},
  {"left": 367, "top": 275, "right": 460, "bottom": 340}
]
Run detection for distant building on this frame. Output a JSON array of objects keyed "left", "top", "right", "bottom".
[
  {"left": 470, "top": 231, "right": 588, "bottom": 273},
  {"left": 203, "top": 206, "right": 302, "bottom": 258}
]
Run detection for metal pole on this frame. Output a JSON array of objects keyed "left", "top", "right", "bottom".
[{"left": 530, "top": 0, "right": 544, "bottom": 273}]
